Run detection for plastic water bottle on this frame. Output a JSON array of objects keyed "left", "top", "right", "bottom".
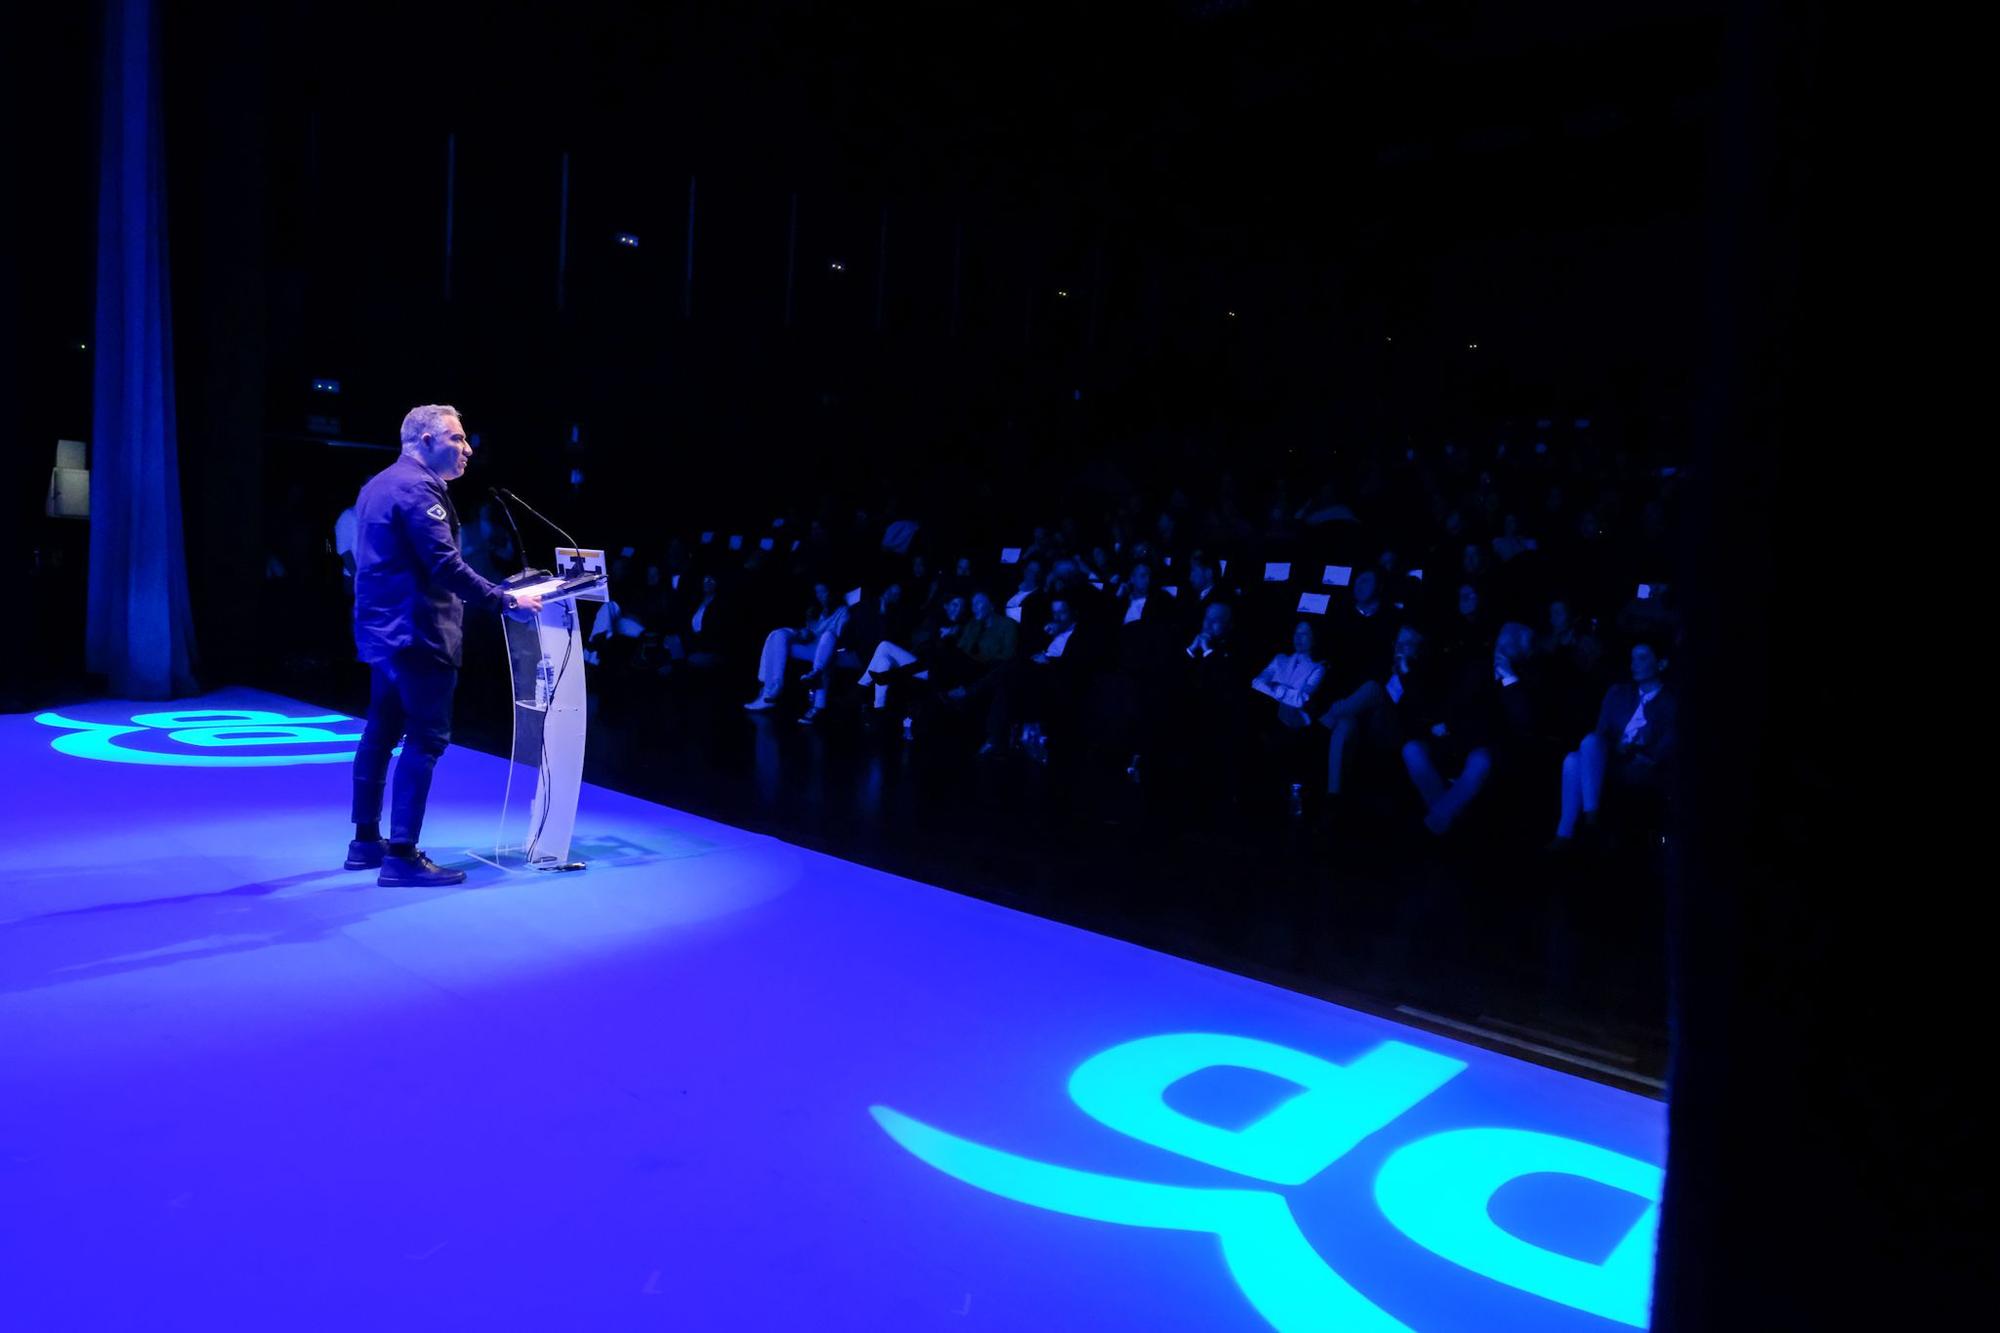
[
  {"left": 536, "top": 656, "right": 556, "bottom": 708},
  {"left": 1289, "top": 782, "right": 1305, "bottom": 820},
  {"left": 901, "top": 716, "right": 914, "bottom": 742}
]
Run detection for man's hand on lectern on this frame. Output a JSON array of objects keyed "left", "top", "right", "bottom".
[{"left": 508, "top": 590, "right": 546, "bottom": 616}]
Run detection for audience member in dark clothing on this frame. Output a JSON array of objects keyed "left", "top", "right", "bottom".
[
  {"left": 941, "top": 590, "right": 1019, "bottom": 712},
  {"left": 1538, "top": 597, "right": 1607, "bottom": 738},
  {"left": 1325, "top": 568, "right": 1397, "bottom": 698},
  {"left": 1171, "top": 600, "right": 1246, "bottom": 809},
  {"left": 662, "top": 573, "right": 731, "bottom": 667},
  {"left": 1402, "top": 621, "right": 1542, "bottom": 835},
  {"left": 746, "top": 582, "right": 848, "bottom": 715},
  {"left": 1178, "top": 555, "right": 1233, "bottom": 638},
  {"left": 985, "top": 593, "right": 1093, "bottom": 758},
  {"left": 1318, "top": 623, "right": 1434, "bottom": 797},
  {"left": 859, "top": 591, "right": 968, "bottom": 713},
  {"left": 1552, "top": 640, "right": 1677, "bottom": 843}
]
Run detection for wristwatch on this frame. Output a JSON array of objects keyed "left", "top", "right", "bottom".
[{"left": 502, "top": 591, "right": 519, "bottom": 610}]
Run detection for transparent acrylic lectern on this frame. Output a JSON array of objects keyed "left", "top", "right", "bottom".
[{"left": 483, "top": 550, "right": 608, "bottom": 871}]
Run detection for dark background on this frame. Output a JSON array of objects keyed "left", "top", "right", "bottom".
[{"left": 9, "top": 0, "right": 1726, "bottom": 683}]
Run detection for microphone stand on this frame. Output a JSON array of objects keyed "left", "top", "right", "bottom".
[
  {"left": 495, "top": 486, "right": 582, "bottom": 554},
  {"left": 487, "top": 487, "right": 534, "bottom": 579}
]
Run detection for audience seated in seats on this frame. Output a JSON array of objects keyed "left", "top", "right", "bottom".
[
  {"left": 938, "top": 589, "right": 1018, "bottom": 719},
  {"left": 1318, "top": 623, "right": 1434, "bottom": 801},
  {"left": 1324, "top": 568, "right": 1396, "bottom": 699},
  {"left": 1552, "top": 639, "right": 1677, "bottom": 846},
  {"left": 941, "top": 555, "right": 978, "bottom": 605},
  {"left": 1537, "top": 597, "right": 1606, "bottom": 738},
  {"left": 1253, "top": 619, "right": 1329, "bottom": 794},
  {"left": 662, "top": 572, "right": 732, "bottom": 668},
  {"left": 901, "top": 554, "right": 941, "bottom": 620},
  {"left": 1098, "top": 560, "right": 1176, "bottom": 779},
  {"left": 746, "top": 581, "right": 849, "bottom": 715},
  {"left": 793, "top": 582, "right": 906, "bottom": 724},
  {"left": 1177, "top": 554, "right": 1235, "bottom": 639},
  {"left": 859, "top": 590, "right": 969, "bottom": 715},
  {"left": 985, "top": 593, "right": 1093, "bottom": 761},
  {"left": 1115, "top": 561, "right": 1167, "bottom": 632},
  {"left": 1170, "top": 600, "right": 1245, "bottom": 811},
  {"left": 1439, "top": 580, "right": 1488, "bottom": 669},
  {"left": 1252, "top": 619, "right": 1327, "bottom": 730},
  {"left": 1401, "top": 621, "right": 1544, "bottom": 836},
  {"left": 591, "top": 417, "right": 1685, "bottom": 868},
  {"left": 1004, "top": 560, "right": 1047, "bottom": 628},
  {"left": 1044, "top": 556, "right": 1108, "bottom": 628}
]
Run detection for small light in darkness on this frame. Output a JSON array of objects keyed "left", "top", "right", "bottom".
[{"left": 614, "top": 232, "right": 640, "bottom": 248}]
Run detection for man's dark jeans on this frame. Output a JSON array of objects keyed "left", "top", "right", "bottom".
[{"left": 351, "top": 650, "right": 458, "bottom": 845}]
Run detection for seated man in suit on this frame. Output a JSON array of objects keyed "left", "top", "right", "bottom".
[
  {"left": 1166, "top": 600, "right": 1248, "bottom": 813},
  {"left": 938, "top": 588, "right": 1019, "bottom": 719},
  {"left": 1401, "top": 621, "right": 1545, "bottom": 836},
  {"left": 1551, "top": 639, "right": 1678, "bottom": 845},
  {"left": 983, "top": 593, "right": 1093, "bottom": 760}
]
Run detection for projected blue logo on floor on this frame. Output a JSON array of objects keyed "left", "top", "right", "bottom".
[
  {"left": 32, "top": 708, "right": 367, "bottom": 766},
  {"left": 874, "top": 1032, "right": 1659, "bottom": 1332}
]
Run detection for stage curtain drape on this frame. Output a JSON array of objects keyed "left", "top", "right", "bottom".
[{"left": 87, "top": 0, "right": 198, "bottom": 698}]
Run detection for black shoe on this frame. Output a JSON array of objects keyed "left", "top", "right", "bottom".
[
  {"left": 377, "top": 851, "right": 468, "bottom": 887},
  {"left": 344, "top": 838, "right": 387, "bottom": 870}
]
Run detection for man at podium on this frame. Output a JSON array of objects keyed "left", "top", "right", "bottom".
[{"left": 346, "top": 404, "right": 543, "bottom": 886}]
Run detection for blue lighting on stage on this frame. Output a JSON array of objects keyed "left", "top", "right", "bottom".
[
  {"left": 33, "top": 706, "right": 368, "bottom": 765},
  {"left": 874, "top": 1033, "right": 1658, "bottom": 1332},
  {"left": 0, "top": 688, "right": 1665, "bottom": 1330}
]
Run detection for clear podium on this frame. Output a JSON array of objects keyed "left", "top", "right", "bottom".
[{"left": 486, "top": 554, "right": 608, "bottom": 872}]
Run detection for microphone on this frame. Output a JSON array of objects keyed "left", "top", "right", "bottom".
[
  {"left": 494, "top": 486, "right": 582, "bottom": 553},
  {"left": 487, "top": 487, "right": 532, "bottom": 577}
]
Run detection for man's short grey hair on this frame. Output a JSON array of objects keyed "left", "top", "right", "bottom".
[{"left": 400, "top": 404, "right": 462, "bottom": 453}]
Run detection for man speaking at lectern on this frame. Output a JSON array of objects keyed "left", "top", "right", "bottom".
[{"left": 346, "top": 404, "right": 544, "bottom": 887}]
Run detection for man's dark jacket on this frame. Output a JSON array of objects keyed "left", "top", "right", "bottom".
[{"left": 352, "top": 454, "right": 505, "bottom": 667}]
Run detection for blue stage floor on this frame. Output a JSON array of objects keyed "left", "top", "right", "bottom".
[{"left": 1, "top": 690, "right": 1666, "bottom": 1332}]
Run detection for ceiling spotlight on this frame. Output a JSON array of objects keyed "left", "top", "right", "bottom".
[
  {"left": 829, "top": 260, "right": 846, "bottom": 273},
  {"left": 1468, "top": 343, "right": 1479, "bottom": 349},
  {"left": 1056, "top": 289, "right": 1068, "bottom": 298}
]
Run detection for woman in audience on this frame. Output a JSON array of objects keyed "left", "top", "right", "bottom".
[
  {"left": 859, "top": 591, "right": 968, "bottom": 715},
  {"left": 1251, "top": 620, "right": 1327, "bottom": 728}
]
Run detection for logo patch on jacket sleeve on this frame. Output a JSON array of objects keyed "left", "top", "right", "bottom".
[{"left": 425, "top": 503, "right": 448, "bottom": 521}]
